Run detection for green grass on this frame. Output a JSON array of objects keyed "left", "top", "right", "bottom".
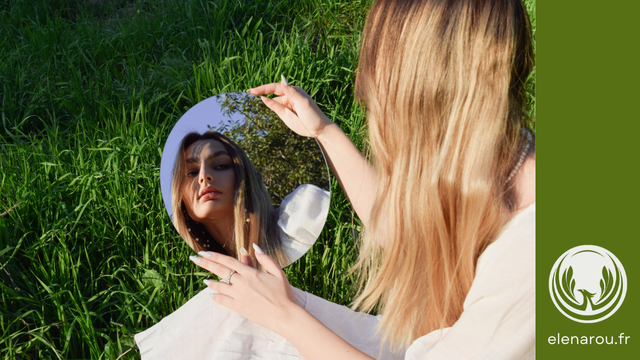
[{"left": 0, "top": 0, "right": 535, "bottom": 358}]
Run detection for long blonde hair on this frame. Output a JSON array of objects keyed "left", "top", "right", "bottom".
[
  {"left": 171, "top": 131, "right": 289, "bottom": 266},
  {"left": 352, "top": 0, "right": 534, "bottom": 351}
]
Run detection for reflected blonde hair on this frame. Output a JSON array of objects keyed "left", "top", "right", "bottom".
[
  {"left": 353, "top": 0, "right": 534, "bottom": 351},
  {"left": 171, "top": 131, "right": 289, "bottom": 266}
]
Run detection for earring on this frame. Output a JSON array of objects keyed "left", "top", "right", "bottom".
[{"left": 245, "top": 218, "right": 250, "bottom": 223}]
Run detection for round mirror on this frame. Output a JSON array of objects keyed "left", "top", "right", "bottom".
[{"left": 160, "top": 92, "right": 331, "bottom": 268}]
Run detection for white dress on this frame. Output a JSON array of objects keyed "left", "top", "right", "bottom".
[{"left": 135, "top": 203, "right": 535, "bottom": 360}]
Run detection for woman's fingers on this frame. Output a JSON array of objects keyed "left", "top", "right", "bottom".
[
  {"left": 207, "top": 252, "right": 250, "bottom": 272},
  {"left": 249, "top": 82, "right": 310, "bottom": 110},
  {"left": 260, "top": 96, "right": 294, "bottom": 117},
  {"left": 252, "top": 244, "right": 286, "bottom": 279},
  {"left": 198, "top": 244, "right": 298, "bottom": 330},
  {"left": 190, "top": 255, "right": 235, "bottom": 279},
  {"left": 268, "top": 96, "right": 285, "bottom": 106},
  {"left": 205, "top": 281, "right": 239, "bottom": 310},
  {"left": 240, "top": 252, "right": 255, "bottom": 268},
  {"left": 191, "top": 251, "right": 253, "bottom": 278},
  {"left": 205, "top": 278, "right": 234, "bottom": 296},
  {"left": 251, "top": 79, "right": 332, "bottom": 138},
  {"left": 211, "top": 291, "right": 235, "bottom": 309},
  {"left": 260, "top": 97, "right": 313, "bottom": 137},
  {"left": 282, "top": 84, "right": 311, "bottom": 106},
  {"left": 247, "top": 83, "right": 285, "bottom": 96}
]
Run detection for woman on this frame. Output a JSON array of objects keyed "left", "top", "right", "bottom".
[
  {"left": 188, "top": 0, "right": 535, "bottom": 358},
  {"left": 171, "top": 130, "right": 329, "bottom": 268}
]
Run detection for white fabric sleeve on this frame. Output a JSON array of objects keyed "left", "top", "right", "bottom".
[
  {"left": 278, "top": 184, "right": 330, "bottom": 262},
  {"left": 405, "top": 204, "right": 536, "bottom": 360}
]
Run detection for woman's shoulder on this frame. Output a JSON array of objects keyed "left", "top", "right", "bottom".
[
  {"left": 278, "top": 184, "right": 330, "bottom": 243},
  {"left": 277, "top": 184, "right": 331, "bottom": 261},
  {"left": 476, "top": 203, "right": 535, "bottom": 275},
  {"left": 279, "top": 184, "right": 330, "bottom": 216},
  {"left": 405, "top": 204, "right": 536, "bottom": 360},
  {"left": 469, "top": 203, "right": 535, "bottom": 310}
]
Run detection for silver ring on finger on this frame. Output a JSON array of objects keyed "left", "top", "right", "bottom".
[{"left": 224, "top": 270, "right": 236, "bottom": 285}]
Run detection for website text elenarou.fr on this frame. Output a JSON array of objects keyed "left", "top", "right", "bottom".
[{"left": 548, "top": 333, "right": 631, "bottom": 345}]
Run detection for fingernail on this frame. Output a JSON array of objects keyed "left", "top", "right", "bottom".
[
  {"left": 252, "top": 243, "right": 264, "bottom": 255},
  {"left": 240, "top": 247, "right": 248, "bottom": 255},
  {"left": 203, "top": 279, "right": 211, "bottom": 286},
  {"left": 281, "top": 74, "right": 289, "bottom": 87},
  {"left": 245, "top": 89, "right": 252, "bottom": 93},
  {"left": 198, "top": 251, "right": 212, "bottom": 258},
  {"left": 189, "top": 255, "right": 202, "bottom": 264}
]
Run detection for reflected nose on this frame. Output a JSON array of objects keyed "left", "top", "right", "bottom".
[{"left": 199, "top": 166, "right": 214, "bottom": 184}]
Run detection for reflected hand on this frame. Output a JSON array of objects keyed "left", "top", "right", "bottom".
[
  {"left": 248, "top": 76, "right": 334, "bottom": 138},
  {"left": 190, "top": 245, "right": 300, "bottom": 335}
]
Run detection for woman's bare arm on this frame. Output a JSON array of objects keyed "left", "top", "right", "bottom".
[
  {"left": 248, "top": 80, "right": 376, "bottom": 226},
  {"left": 314, "top": 123, "right": 376, "bottom": 226}
]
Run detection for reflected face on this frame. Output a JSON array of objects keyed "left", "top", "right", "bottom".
[{"left": 181, "top": 139, "right": 236, "bottom": 222}]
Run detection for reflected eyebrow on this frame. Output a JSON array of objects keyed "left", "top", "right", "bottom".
[{"left": 185, "top": 150, "right": 230, "bottom": 165}]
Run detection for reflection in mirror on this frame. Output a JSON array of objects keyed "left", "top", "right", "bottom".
[
  {"left": 160, "top": 93, "right": 330, "bottom": 268},
  {"left": 214, "top": 92, "right": 329, "bottom": 204}
]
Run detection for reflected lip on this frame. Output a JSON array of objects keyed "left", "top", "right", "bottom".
[{"left": 199, "top": 186, "right": 222, "bottom": 199}]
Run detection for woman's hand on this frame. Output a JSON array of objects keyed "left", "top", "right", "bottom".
[
  {"left": 190, "top": 245, "right": 374, "bottom": 360},
  {"left": 248, "top": 76, "right": 334, "bottom": 138},
  {"left": 189, "top": 244, "right": 300, "bottom": 335},
  {"left": 250, "top": 76, "right": 377, "bottom": 226}
]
